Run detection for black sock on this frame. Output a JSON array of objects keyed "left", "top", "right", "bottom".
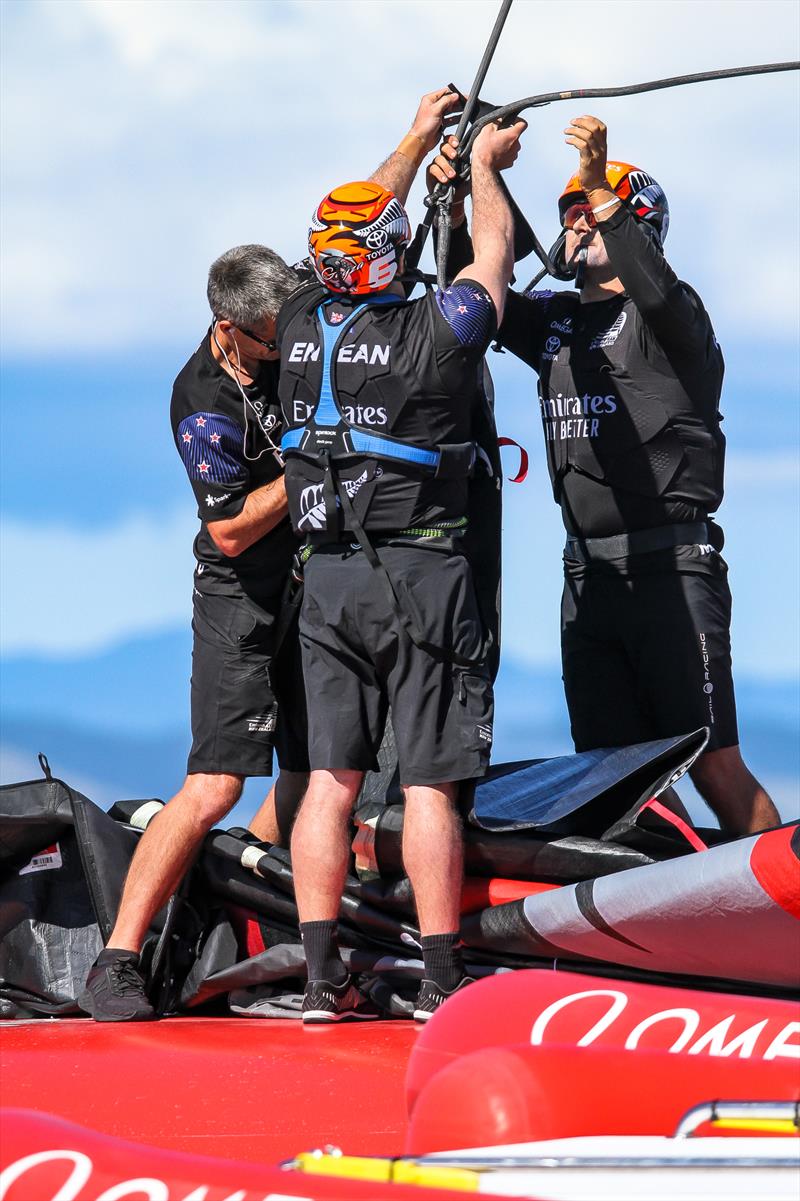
[
  {"left": 300, "top": 920, "right": 348, "bottom": 985},
  {"left": 421, "top": 932, "right": 463, "bottom": 992}
]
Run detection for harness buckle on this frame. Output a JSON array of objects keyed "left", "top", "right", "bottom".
[{"left": 434, "top": 441, "right": 477, "bottom": 480}]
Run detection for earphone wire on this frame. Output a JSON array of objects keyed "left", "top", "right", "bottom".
[{"left": 212, "top": 320, "right": 284, "bottom": 467}]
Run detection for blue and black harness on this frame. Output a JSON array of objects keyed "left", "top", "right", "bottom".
[
  {"left": 281, "top": 295, "right": 477, "bottom": 489},
  {"left": 281, "top": 296, "right": 489, "bottom": 669}
]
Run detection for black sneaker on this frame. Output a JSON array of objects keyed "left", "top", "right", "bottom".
[
  {"left": 413, "top": 976, "right": 476, "bottom": 1023},
  {"left": 302, "top": 975, "right": 381, "bottom": 1024},
  {"left": 77, "top": 950, "right": 155, "bottom": 1022}
]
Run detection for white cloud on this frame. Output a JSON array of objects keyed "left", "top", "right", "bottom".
[
  {"left": 1, "top": 0, "right": 798, "bottom": 349},
  {"left": 0, "top": 508, "right": 196, "bottom": 656}
]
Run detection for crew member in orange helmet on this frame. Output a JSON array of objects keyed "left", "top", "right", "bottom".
[
  {"left": 431, "top": 114, "right": 779, "bottom": 835},
  {"left": 278, "top": 92, "right": 527, "bottom": 1024}
]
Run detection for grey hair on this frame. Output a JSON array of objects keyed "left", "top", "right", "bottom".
[{"left": 207, "top": 244, "right": 301, "bottom": 325}]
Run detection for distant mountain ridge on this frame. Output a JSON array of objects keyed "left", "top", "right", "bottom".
[{"left": 2, "top": 627, "right": 797, "bottom": 824}]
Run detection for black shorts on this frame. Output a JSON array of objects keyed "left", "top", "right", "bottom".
[
  {"left": 299, "top": 545, "right": 493, "bottom": 787},
  {"left": 561, "top": 562, "right": 739, "bottom": 753},
  {"left": 188, "top": 589, "right": 309, "bottom": 777}
]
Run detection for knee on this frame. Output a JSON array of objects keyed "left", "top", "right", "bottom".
[
  {"left": 403, "top": 783, "right": 459, "bottom": 811},
  {"left": 179, "top": 773, "right": 244, "bottom": 825},
  {"left": 299, "top": 770, "right": 361, "bottom": 816}
]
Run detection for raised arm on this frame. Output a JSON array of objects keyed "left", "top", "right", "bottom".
[
  {"left": 565, "top": 115, "right": 717, "bottom": 358},
  {"left": 370, "top": 87, "right": 460, "bottom": 205},
  {"left": 454, "top": 118, "right": 527, "bottom": 324}
]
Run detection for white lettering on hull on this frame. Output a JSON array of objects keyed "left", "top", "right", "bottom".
[{"left": 529, "top": 988, "right": 798, "bottom": 1060}]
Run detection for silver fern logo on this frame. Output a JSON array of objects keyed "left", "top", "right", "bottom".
[{"left": 298, "top": 467, "right": 378, "bottom": 530}]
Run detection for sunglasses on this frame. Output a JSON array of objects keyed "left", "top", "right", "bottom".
[
  {"left": 562, "top": 203, "right": 598, "bottom": 231},
  {"left": 238, "top": 326, "right": 278, "bottom": 353}
]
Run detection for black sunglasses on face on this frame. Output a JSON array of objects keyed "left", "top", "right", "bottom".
[{"left": 238, "top": 326, "right": 278, "bottom": 352}]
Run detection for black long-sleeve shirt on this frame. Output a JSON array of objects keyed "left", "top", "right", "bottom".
[{"left": 448, "top": 206, "right": 726, "bottom": 552}]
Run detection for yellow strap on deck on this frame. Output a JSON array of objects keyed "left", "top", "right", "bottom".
[
  {"left": 292, "top": 1152, "right": 480, "bottom": 1191},
  {"left": 710, "top": 1117, "right": 799, "bottom": 1135}
]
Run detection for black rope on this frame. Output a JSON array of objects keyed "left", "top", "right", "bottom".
[
  {"left": 435, "top": 0, "right": 514, "bottom": 287},
  {"left": 460, "top": 61, "right": 799, "bottom": 161},
  {"left": 406, "top": 0, "right": 514, "bottom": 279},
  {"left": 410, "top": 60, "right": 799, "bottom": 281}
]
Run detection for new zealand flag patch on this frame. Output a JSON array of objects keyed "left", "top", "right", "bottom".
[{"left": 177, "top": 412, "right": 247, "bottom": 484}]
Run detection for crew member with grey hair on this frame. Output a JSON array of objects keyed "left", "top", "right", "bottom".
[{"left": 79, "top": 244, "right": 309, "bottom": 1022}]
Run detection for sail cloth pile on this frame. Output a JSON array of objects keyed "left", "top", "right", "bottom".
[{"left": 1, "top": 728, "right": 798, "bottom": 1019}]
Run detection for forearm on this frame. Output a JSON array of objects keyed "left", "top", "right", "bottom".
[
  {"left": 471, "top": 159, "right": 513, "bottom": 272},
  {"left": 464, "top": 157, "right": 514, "bottom": 320},
  {"left": 208, "top": 477, "right": 289, "bottom": 557},
  {"left": 371, "top": 87, "right": 460, "bottom": 204},
  {"left": 370, "top": 133, "right": 428, "bottom": 205},
  {"left": 598, "top": 204, "right": 707, "bottom": 348}
]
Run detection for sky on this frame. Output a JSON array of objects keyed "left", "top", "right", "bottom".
[{"left": 1, "top": 1, "right": 798, "bottom": 705}]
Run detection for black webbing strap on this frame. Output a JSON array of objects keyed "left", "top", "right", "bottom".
[
  {"left": 272, "top": 550, "right": 305, "bottom": 658},
  {"left": 565, "top": 521, "right": 710, "bottom": 563},
  {"left": 328, "top": 457, "right": 491, "bottom": 670}
]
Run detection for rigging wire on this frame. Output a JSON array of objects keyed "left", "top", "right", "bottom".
[{"left": 413, "top": 59, "right": 799, "bottom": 285}]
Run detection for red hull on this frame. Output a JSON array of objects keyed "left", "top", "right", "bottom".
[
  {"left": 0, "top": 1109, "right": 505, "bottom": 1201},
  {"left": 406, "top": 968, "right": 800, "bottom": 1114},
  {"left": 405, "top": 1040, "right": 800, "bottom": 1154},
  {"left": 0, "top": 1016, "right": 417, "bottom": 1162}
]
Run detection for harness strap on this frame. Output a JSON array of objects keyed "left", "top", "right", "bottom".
[
  {"left": 329, "top": 458, "right": 490, "bottom": 670},
  {"left": 282, "top": 425, "right": 476, "bottom": 476},
  {"left": 272, "top": 550, "right": 306, "bottom": 656},
  {"left": 280, "top": 295, "right": 476, "bottom": 475},
  {"left": 301, "top": 518, "right": 467, "bottom": 563},
  {"left": 498, "top": 435, "right": 529, "bottom": 483},
  {"left": 641, "top": 797, "right": 709, "bottom": 853}
]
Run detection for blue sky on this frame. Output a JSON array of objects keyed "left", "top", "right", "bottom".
[{"left": 1, "top": 1, "right": 798, "bottom": 812}]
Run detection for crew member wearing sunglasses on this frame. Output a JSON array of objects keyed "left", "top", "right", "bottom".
[
  {"left": 78, "top": 245, "right": 311, "bottom": 1022},
  {"left": 431, "top": 115, "right": 778, "bottom": 837}
]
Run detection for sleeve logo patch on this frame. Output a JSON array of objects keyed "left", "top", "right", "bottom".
[{"left": 589, "top": 311, "right": 628, "bottom": 350}]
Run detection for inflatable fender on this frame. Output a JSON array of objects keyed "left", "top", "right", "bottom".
[
  {"left": 0, "top": 1109, "right": 488, "bottom": 1201},
  {"left": 354, "top": 802, "right": 654, "bottom": 882},
  {"left": 461, "top": 823, "right": 800, "bottom": 987},
  {"left": 406, "top": 968, "right": 800, "bottom": 1114},
  {"left": 405, "top": 1041, "right": 800, "bottom": 1154}
]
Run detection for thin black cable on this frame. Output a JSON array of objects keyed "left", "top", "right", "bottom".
[
  {"left": 435, "top": 0, "right": 514, "bottom": 286},
  {"left": 459, "top": 61, "right": 799, "bottom": 160},
  {"left": 413, "top": 59, "right": 798, "bottom": 283},
  {"left": 406, "top": 0, "right": 514, "bottom": 277}
]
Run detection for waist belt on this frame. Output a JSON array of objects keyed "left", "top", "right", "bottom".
[
  {"left": 305, "top": 517, "right": 467, "bottom": 551},
  {"left": 564, "top": 521, "right": 709, "bottom": 563}
]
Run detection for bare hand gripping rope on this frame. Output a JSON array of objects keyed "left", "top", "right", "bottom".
[{"left": 407, "top": 0, "right": 799, "bottom": 287}]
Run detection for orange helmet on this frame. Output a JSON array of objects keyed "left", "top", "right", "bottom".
[
  {"left": 308, "top": 182, "right": 412, "bottom": 295},
  {"left": 558, "top": 161, "right": 669, "bottom": 243}
]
